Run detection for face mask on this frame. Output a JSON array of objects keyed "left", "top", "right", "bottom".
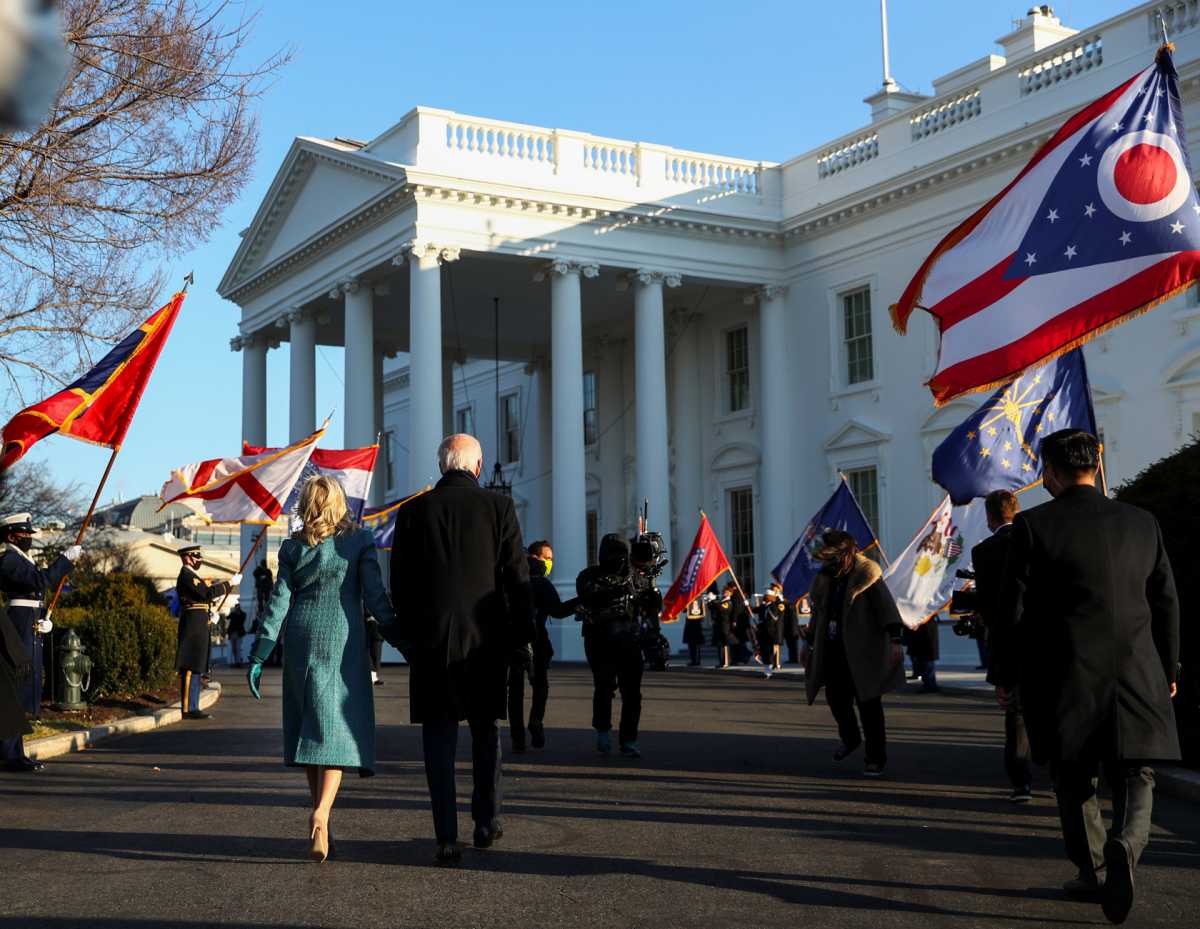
[
  {"left": 14, "top": 535, "right": 32, "bottom": 553},
  {"left": 541, "top": 558, "right": 553, "bottom": 578}
]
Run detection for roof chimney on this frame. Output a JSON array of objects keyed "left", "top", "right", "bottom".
[{"left": 996, "top": 5, "right": 1077, "bottom": 62}]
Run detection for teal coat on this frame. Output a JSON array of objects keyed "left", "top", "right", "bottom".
[{"left": 257, "top": 529, "right": 396, "bottom": 776}]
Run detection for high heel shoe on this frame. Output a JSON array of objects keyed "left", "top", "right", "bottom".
[{"left": 309, "top": 812, "right": 330, "bottom": 863}]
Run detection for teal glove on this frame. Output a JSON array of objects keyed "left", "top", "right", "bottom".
[{"left": 247, "top": 660, "right": 263, "bottom": 700}]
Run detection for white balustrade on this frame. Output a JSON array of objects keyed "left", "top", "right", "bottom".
[
  {"left": 1019, "top": 34, "right": 1103, "bottom": 96},
  {"left": 582, "top": 140, "right": 638, "bottom": 176},
  {"left": 910, "top": 88, "right": 982, "bottom": 142},
  {"left": 817, "top": 132, "right": 879, "bottom": 179},
  {"left": 445, "top": 117, "right": 555, "bottom": 164},
  {"left": 1151, "top": 2, "right": 1200, "bottom": 40},
  {"left": 665, "top": 155, "right": 760, "bottom": 194}
]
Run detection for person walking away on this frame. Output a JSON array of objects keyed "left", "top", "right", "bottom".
[
  {"left": 805, "top": 530, "right": 905, "bottom": 777},
  {"left": 174, "top": 544, "right": 239, "bottom": 720},
  {"left": 683, "top": 597, "right": 706, "bottom": 667},
  {"left": 991, "top": 430, "right": 1180, "bottom": 924},
  {"left": 247, "top": 475, "right": 399, "bottom": 862},
  {"left": 508, "top": 540, "right": 578, "bottom": 753},
  {"left": 226, "top": 603, "right": 247, "bottom": 668},
  {"left": 905, "top": 617, "right": 940, "bottom": 693},
  {"left": 972, "top": 489, "right": 1032, "bottom": 803},
  {"left": 388, "top": 434, "right": 532, "bottom": 865}
]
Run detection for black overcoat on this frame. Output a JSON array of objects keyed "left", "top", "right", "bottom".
[
  {"left": 174, "top": 566, "right": 230, "bottom": 673},
  {"left": 389, "top": 470, "right": 532, "bottom": 724},
  {"left": 993, "top": 484, "right": 1180, "bottom": 764},
  {"left": 0, "top": 606, "right": 32, "bottom": 740},
  {"left": 972, "top": 523, "right": 1012, "bottom": 685}
]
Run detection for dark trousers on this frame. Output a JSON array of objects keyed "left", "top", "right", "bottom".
[
  {"left": 368, "top": 636, "right": 383, "bottom": 674},
  {"left": 1004, "top": 705, "right": 1032, "bottom": 790},
  {"left": 585, "top": 633, "right": 643, "bottom": 746},
  {"left": 785, "top": 634, "right": 799, "bottom": 664},
  {"left": 179, "top": 670, "right": 201, "bottom": 713},
  {"left": 421, "top": 718, "right": 502, "bottom": 844},
  {"left": 507, "top": 646, "right": 550, "bottom": 746},
  {"left": 0, "top": 736, "right": 22, "bottom": 761},
  {"left": 687, "top": 643, "right": 702, "bottom": 665},
  {"left": 1052, "top": 760, "right": 1155, "bottom": 876},
  {"left": 823, "top": 640, "right": 887, "bottom": 766}
]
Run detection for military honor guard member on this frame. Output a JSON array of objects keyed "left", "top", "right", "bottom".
[
  {"left": 174, "top": 544, "right": 240, "bottom": 720},
  {"left": 756, "top": 582, "right": 789, "bottom": 671},
  {"left": 0, "top": 512, "right": 81, "bottom": 771}
]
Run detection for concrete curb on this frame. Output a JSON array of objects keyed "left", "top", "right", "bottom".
[{"left": 26, "top": 682, "right": 222, "bottom": 762}]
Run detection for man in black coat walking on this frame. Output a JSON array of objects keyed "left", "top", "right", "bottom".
[
  {"left": 993, "top": 430, "right": 1180, "bottom": 925},
  {"left": 389, "top": 434, "right": 532, "bottom": 865}
]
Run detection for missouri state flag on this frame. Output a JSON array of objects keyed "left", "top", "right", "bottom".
[
  {"left": 662, "top": 513, "right": 734, "bottom": 622},
  {"left": 893, "top": 46, "right": 1200, "bottom": 404},
  {"left": 0, "top": 292, "right": 185, "bottom": 471},
  {"left": 244, "top": 442, "right": 378, "bottom": 521}
]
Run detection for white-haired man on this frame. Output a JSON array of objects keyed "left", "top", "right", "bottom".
[{"left": 387, "top": 434, "right": 533, "bottom": 865}]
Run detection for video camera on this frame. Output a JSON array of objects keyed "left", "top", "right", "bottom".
[
  {"left": 949, "top": 568, "right": 986, "bottom": 640},
  {"left": 630, "top": 530, "right": 668, "bottom": 580}
]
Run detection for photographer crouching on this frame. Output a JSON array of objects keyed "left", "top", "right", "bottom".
[{"left": 576, "top": 532, "right": 666, "bottom": 759}]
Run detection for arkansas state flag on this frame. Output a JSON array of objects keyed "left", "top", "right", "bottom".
[
  {"left": 1, "top": 292, "right": 185, "bottom": 471},
  {"left": 892, "top": 46, "right": 1200, "bottom": 404},
  {"left": 661, "top": 513, "right": 734, "bottom": 623}
]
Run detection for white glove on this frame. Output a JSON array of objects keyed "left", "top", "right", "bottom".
[
  {"left": 64, "top": 545, "right": 82, "bottom": 562},
  {"left": 230, "top": 573, "right": 243, "bottom": 586},
  {"left": 36, "top": 618, "right": 53, "bottom": 634},
  {"left": 208, "top": 611, "right": 219, "bottom": 626}
]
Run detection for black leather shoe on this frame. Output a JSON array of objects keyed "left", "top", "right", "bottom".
[
  {"left": 1102, "top": 838, "right": 1135, "bottom": 924},
  {"left": 1063, "top": 870, "right": 1104, "bottom": 900},
  {"left": 434, "top": 842, "right": 462, "bottom": 866},
  {"left": 4, "top": 757, "right": 44, "bottom": 772},
  {"left": 473, "top": 821, "right": 503, "bottom": 848},
  {"left": 183, "top": 711, "right": 212, "bottom": 720},
  {"left": 529, "top": 722, "right": 545, "bottom": 749}
]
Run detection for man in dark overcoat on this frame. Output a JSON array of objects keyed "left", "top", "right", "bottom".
[
  {"left": 0, "top": 512, "right": 80, "bottom": 771},
  {"left": 992, "top": 430, "right": 1180, "bottom": 924},
  {"left": 388, "top": 434, "right": 532, "bottom": 865},
  {"left": 174, "top": 544, "right": 238, "bottom": 720}
]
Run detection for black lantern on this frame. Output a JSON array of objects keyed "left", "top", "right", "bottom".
[{"left": 484, "top": 296, "right": 512, "bottom": 497}]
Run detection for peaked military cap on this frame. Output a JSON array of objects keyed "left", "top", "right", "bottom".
[
  {"left": 178, "top": 544, "right": 202, "bottom": 557},
  {"left": 0, "top": 513, "right": 34, "bottom": 534}
]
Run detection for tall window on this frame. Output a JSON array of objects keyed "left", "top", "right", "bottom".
[
  {"left": 455, "top": 405, "right": 474, "bottom": 436},
  {"left": 380, "top": 430, "right": 395, "bottom": 490},
  {"left": 728, "top": 487, "right": 756, "bottom": 590},
  {"left": 842, "top": 287, "right": 874, "bottom": 385},
  {"left": 845, "top": 466, "right": 880, "bottom": 536},
  {"left": 725, "top": 326, "right": 750, "bottom": 412},
  {"left": 586, "top": 510, "right": 599, "bottom": 567},
  {"left": 583, "top": 371, "right": 598, "bottom": 445},
  {"left": 499, "top": 393, "right": 521, "bottom": 464}
]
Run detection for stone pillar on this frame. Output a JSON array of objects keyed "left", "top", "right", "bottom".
[
  {"left": 340, "top": 279, "right": 376, "bottom": 450},
  {"left": 755, "top": 285, "right": 792, "bottom": 587},
  {"left": 372, "top": 348, "right": 386, "bottom": 505},
  {"left": 398, "top": 240, "right": 459, "bottom": 489},
  {"left": 543, "top": 259, "right": 597, "bottom": 592},
  {"left": 669, "top": 307, "right": 702, "bottom": 567},
  {"left": 288, "top": 308, "right": 317, "bottom": 443},
  {"left": 443, "top": 354, "right": 456, "bottom": 438},
  {"left": 234, "top": 332, "right": 268, "bottom": 623},
  {"left": 632, "top": 269, "right": 679, "bottom": 585}
]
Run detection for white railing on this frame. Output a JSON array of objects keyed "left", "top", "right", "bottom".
[
  {"left": 665, "top": 154, "right": 760, "bottom": 194},
  {"left": 445, "top": 117, "right": 555, "bottom": 164},
  {"left": 817, "top": 132, "right": 879, "bottom": 178},
  {"left": 583, "top": 140, "right": 638, "bottom": 176},
  {"left": 910, "top": 87, "right": 982, "bottom": 141},
  {"left": 1150, "top": 2, "right": 1200, "bottom": 40},
  {"left": 1019, "top": 34, "right": 1103, "bottom": 96}
]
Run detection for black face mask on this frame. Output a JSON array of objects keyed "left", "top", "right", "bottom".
[{"left": 12, "top": 535, "right": 32, "bottom": 553}]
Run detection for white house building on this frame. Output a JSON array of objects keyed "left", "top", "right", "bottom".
[{"left": 220, "top": 2, "right": 1200, "bottom": 659}]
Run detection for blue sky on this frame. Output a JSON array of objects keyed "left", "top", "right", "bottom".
[{"left": 20, "top": 0, "right": 1135, "bottom": 504}]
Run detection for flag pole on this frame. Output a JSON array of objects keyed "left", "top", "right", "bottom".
[{"left": 214, "top": 524, "right": 270, "bottom": 615}]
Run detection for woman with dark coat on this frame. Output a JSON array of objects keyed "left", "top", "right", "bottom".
[{"left": 805, "top": 530, "right": 905, "bottom": 777}]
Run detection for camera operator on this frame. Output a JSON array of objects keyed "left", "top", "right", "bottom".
[
  {"left": 992, "top": 431, "right": 1179, "bottom": 923},
  {"left": 576, "top": 533, "right": 664, "bottom": 759},
  {"left": 970, "top": 489, "right": 1032, "bottom": 804}
]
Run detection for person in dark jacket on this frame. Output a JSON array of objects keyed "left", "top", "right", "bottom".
[
  {"left": 904, "top": 617, "right": 940, "bottom": 693},
  {"left": 993, "top": 430, "right": 1180, "bottom": 924},
  {"left": 682, "top": 597, "right": 706, "bottom": 666},
  {"left": 175, "top": 544, "right": 238, "bottom": 720},
  {"left": 755, "top": 581, "right": 788, "bottom": 671},
  {"left": 388, "top": 434, "right": 532, "bottom": 865},
  {"left": 226, "top": 603, "right": 248, "bottom": 668},
  {"left": 805, "top": 530, "right": 905, "bottom": 777},
  {"left": 508, "top": 539, "right": 578, "bottom": 752},
  {"left": 782, "top": 593, "right": 802, "bottom": 664},
  {"left": 973, "top": 489, "right": 1032, "bottom": 803},
  {"left": 0, "top": 603, "right": 33, "bottom": 769},
  {"left": 711, "top": 581, "right": 739, "bottom": 669}
]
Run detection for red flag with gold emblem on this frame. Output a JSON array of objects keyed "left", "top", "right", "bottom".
[{"left": 661, "top": 513, "right": 735, "bottom": 623}]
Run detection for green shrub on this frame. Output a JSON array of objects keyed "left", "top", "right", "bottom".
[{"left": 134, "top": 607, "right": 178, "bottom": 692}]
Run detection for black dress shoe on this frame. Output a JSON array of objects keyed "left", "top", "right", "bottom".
[
  {"left": 473, "top": 821, "right": 503, "bottom": 848},
  {"left": 183, "top": 711, "right": 212, "bottom": 720},
  {"left": 1102, "top": 838, "right": 1135, "bottom": 924},
  {"left": 1063, "top": 870, "right": 1104, "bottom": 900},
  {"left": 4, "top": 757, "right": 44, "bottom": 772},
  {"left": 833, "top": 741, "right": 862, "bottom": 762},
  {"left": 434, "top": 842, "right": 462, "bottom": 866}
]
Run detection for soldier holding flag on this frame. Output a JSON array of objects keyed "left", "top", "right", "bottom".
[{"left": 174, "top": 545, "right": 240, "bottom": 720}]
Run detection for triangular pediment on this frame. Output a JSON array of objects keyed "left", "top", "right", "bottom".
[
  {"left": 919, "top": 398, "right": 980, "bottom": 434},
  {"left": 219, "top": 138, "right": 406, "bottom": 297},
  {"left": 824, "top": 419, "right": 891, "bottom": 451},
  {"left": 1164, "top": 346, "right": 1200, "bottom": 388}
]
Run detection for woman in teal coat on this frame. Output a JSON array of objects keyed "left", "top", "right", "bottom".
[{"left": 247, "top": 475, "right": 399, "bottom": 862}]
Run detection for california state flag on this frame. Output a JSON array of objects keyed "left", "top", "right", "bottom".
[
  {"left": 662, "top": 513, "right": 735, "bottom": 622},
  {"left": 160, "top": 423, "right": 326, "bottom": 524}
]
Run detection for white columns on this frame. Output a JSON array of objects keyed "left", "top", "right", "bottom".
[
  {"left": 340, "top": 280, "right": 376, "bottom": 449},
  {"left": 632, "top": 269, "right": 680, "bottom": 583},
  {"left": 288, "top": 309, "right": 317, "bottom": 442},
  {"left": 398, "top": 240, "right": 459, "bottom": 489},
  {"left": 442, "top": 354, "right": 456, "bottom": 437},
  {"left": 234, "top": 332, "right": 268, "bottom": 620},
  {"left": 371, "top": 347, "right": 386, "bottom": 505},
  {"left": 545, "top": 259, "right": 597, "bottom": 586},
  {"left": 755, "top": 285, "right": 792, "bottom": 586},
  {"left": 669, "top": 308, "right": 702, "bottom": 558}
]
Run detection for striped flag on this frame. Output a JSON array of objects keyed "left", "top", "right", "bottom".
[
  {"left": 159, "top": 423, "right": 326, "bottom": 524},
  {"left": 892, "top": 46, "right": 1200, "bottom": 404},
  {"left": 243, "top": 442, "right": 378, "bottom": 521}
]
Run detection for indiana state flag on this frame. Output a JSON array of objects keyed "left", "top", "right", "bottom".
[
  {"left": 932, "top": 348, "right": 1097, "bottom": 505},
  {"left": 772, "top": 478, "right": 880, "bottom": 601}
]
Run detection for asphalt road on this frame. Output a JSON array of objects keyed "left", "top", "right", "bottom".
[{"left": 1, "top": 666, "right": 1196, "bottom": 929}]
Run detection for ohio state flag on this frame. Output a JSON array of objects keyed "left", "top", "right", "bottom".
[{"left": 662, "top": 513, "right": 734, "bottom": 622}]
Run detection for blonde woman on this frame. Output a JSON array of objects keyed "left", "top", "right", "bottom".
[{"left": 247, "top": 475, "right": 399, "bottom": 861}]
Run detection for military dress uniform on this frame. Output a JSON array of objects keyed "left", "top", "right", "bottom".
[
  {"left": 175, "top": 545, "right": 232, "bottom": 718},
  {"left": 0, "top": 513, "right": 74, "bottom": 768},
  {"left": 756, "top": 595, "right": 788, "bottom": 670}
]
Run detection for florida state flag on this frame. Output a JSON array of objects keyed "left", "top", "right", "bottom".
[
  {"left": 1, "top": 292, "right": 185, "bottom": 471},
  {"left": 661, "top": 513, "right": 734, "bottom": 623}
]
